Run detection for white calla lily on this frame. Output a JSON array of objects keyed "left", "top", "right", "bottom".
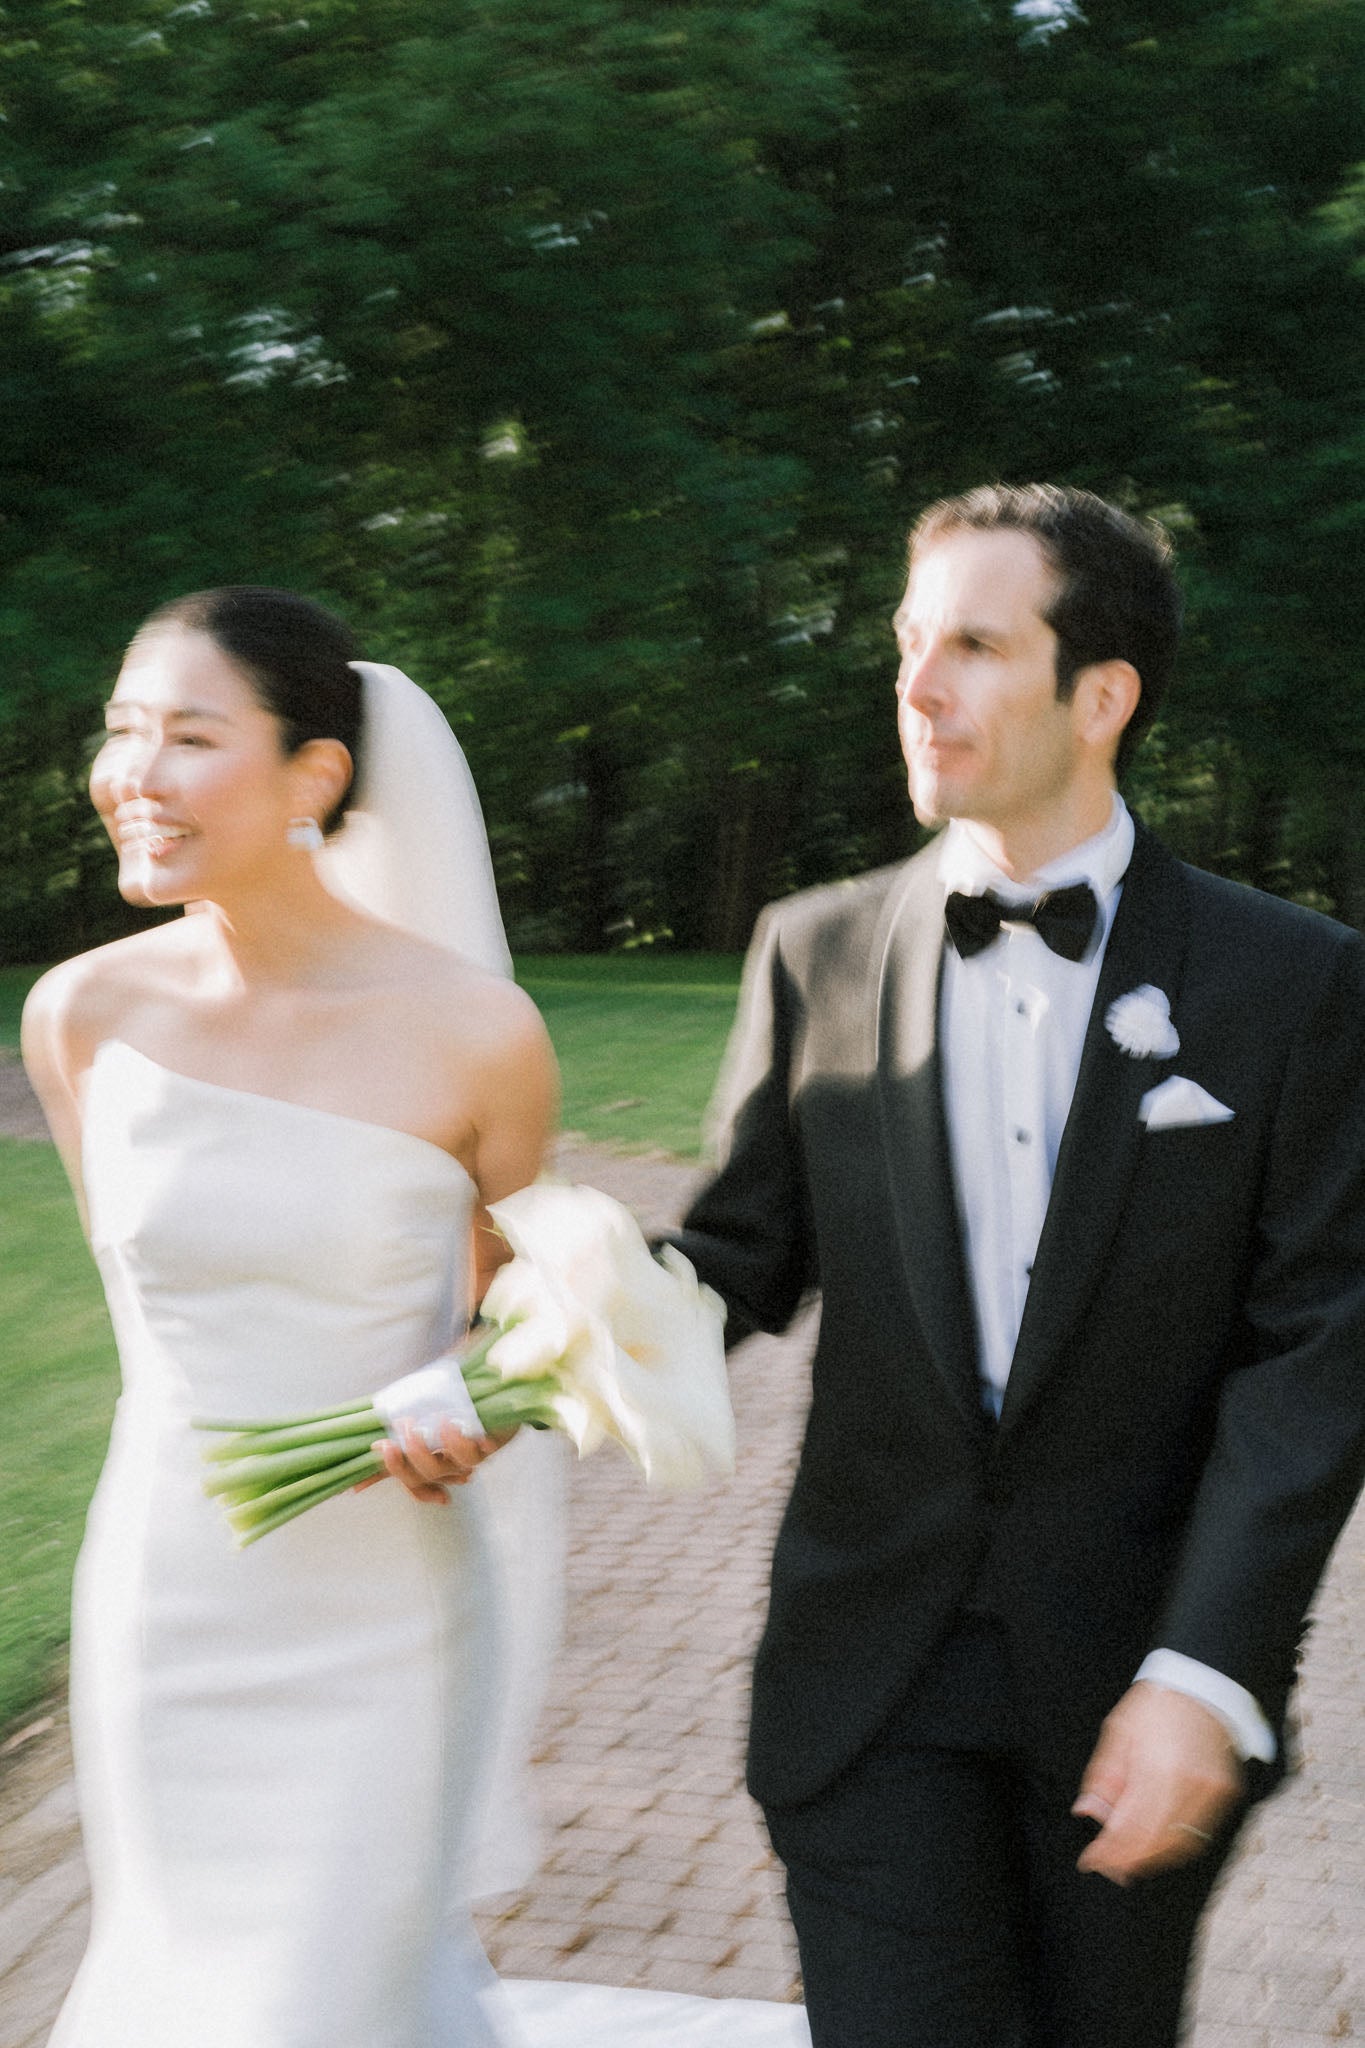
[
  {"left": 482, "top": 1262, "right": 585, "bottom": 1378},
  {"left": 487, "top": 1183, "right": 734, "bottom": 1487}
]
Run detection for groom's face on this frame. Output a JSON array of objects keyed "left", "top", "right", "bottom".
[{"left": 895, "top": 526, "right": 1085, "bottom": 842}]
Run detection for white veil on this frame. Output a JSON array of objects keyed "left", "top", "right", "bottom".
[
  {"left": 319, "top": 659, "right": 565, "bottom": 1903},
  {"left": 317, "top": 661, "right": 513, "bottom": 976}
]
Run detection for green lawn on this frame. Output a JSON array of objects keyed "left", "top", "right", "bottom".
[
  {"left": 0, "top": 952, "right": 743, "bottom": 1731},
  {"left": 0, "top": 1140, "right": 118, "bottom": 1729},
  {"left": 516, "top": 953, "right": 741, "bottom": 1157}
]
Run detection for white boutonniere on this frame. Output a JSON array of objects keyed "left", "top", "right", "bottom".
[{"left": 1105, "top": 983, "right": 1180, "bottom": 1059}]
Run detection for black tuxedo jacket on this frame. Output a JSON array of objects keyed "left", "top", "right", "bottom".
[{"left": 672, "top": 825, "right": 1365, "bottom": 1810}]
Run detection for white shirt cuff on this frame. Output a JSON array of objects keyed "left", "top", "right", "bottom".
[{"left": 1135, "top": 1649, "right": 1277, "bottom": 1763}]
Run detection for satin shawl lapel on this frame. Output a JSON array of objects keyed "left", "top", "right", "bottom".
[
  {"left": 998, "top": 826, "right": 1190, "bottom": 1433},
  {"left": 875, "top": 849, "right": 982, "bottom": 1430}
]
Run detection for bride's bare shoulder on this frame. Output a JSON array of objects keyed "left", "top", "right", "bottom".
[
  {"left": 420, "top": 944, "right": 549, "bottom": 1056},
  {"left": 21, "top": 926, "right": 193, "bottom": 1181},
  {"left": 376, "top": 935, "right": 553, "bottom": 1086},
  {"left": 22, "top": 924, "right": 191, "bottom": 1080},
  {"left": 371, "top": 941, "right": 557, "bottom": 1182}
]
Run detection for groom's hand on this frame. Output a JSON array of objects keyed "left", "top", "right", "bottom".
[{"left": 1071, "top": 1682, "right": 1243, "bottom": 1886}]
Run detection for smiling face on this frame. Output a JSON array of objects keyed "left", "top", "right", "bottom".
[
  {"left": 91, "top": 625, "right": 319, "bottom": 908},
  {"left": 894, "top": 525, "right": 1117, "bottom": 871}
]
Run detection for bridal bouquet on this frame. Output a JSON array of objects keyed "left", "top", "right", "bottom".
[{"left": 196, "top": 1182, "right": 734, "bottom": 1547}]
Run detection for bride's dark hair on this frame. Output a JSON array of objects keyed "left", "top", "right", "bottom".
[{"left": 135, "top": 587, "right": 363, "bottom": 833}]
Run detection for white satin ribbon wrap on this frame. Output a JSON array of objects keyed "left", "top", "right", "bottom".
[
  {"left": 373, "top": 1358, "right": 484, "bottom": 1451},
  {"left": 316, "top": 657, "right": 563, "bottom": 1904}
]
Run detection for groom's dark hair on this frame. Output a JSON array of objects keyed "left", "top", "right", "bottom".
[
  {"left": 136, "top": 587, "right": 362, "bottom": 833},
  {"left": 909, "top": 484, "right": 1181, "bottom": 776}
]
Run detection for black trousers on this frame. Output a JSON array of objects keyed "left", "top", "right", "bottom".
[{"left": 763, "top": 1617, "right": 1241, "bottom": 2048}]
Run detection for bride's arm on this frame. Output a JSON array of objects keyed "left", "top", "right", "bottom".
[
  {"left": 378, "top": 982, "right": 558, "bottom": 1505},
  {"left": 20, "top": 963, "right": 95, "bottom": 1234},
  {"left": 467, "top": 988, "right": 559, "bottom": 1311}
]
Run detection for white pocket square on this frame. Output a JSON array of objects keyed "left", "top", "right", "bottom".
[{"left": 1138, "top": 1075, "right": 1235, "bottom": 1130}]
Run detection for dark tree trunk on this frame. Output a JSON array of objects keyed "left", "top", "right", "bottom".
[
  {"left": 704, "top": 779, "right": 762, "bottom": 953},
  {"left": 1242, "top": 781, "right": 1289, "bottom": 898}
]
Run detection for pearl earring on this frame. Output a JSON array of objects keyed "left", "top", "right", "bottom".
[{"left": 286, "top": 816, "right": 324, "bottom": 852}]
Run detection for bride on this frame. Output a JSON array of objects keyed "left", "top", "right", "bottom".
[{"left": 22, "top": 586, "right": 564, "bottom": 2048}]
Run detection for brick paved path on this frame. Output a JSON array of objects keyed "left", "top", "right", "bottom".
[{"left": 2, "top": 1100, "right": 1364, "bottom": 2044}]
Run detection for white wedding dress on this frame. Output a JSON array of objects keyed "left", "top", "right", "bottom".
[
  {"left": 53, "top": 1039, "right": 529, "bottom": 2048},
  {"left": 52, "top": 1038, "right": 809, "bottom": 2048}
]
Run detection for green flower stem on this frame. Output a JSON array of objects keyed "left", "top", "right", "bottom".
[
  {"left": 461, "top": 1358, "right": 528, "bottom": 1400},
  {"left": 203, "top": 1411, "right": 382, "bottom": 1461},
  {"left": 202, "top": 1436, "right": 377, "bottom": 1497},
  {"left": 193, "top": 1397, "right": 374, "bottom": 1434},
  {"left": 230, "top": 1460, "right": 383, "bottom": 1548},
  {"left": 227, "top": 1447, "right": 383, "bottom": 1528},
  {"left": 470, "top": 1379, "right": 563, "bottom": 1434}
]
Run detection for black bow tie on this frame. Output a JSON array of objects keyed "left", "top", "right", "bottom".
[{"left": 944, "top": 882, "right": 1099, "bottom": 963}]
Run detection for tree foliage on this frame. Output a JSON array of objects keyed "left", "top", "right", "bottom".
[{"left": 5, "top": 0, "right": 1365, "bottom": 960}]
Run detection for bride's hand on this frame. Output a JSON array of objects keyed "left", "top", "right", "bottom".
[{"left": 370, "top": 1419, "right": 512, "bottom": 1504}]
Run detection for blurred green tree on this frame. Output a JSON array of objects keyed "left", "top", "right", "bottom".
[
  {"left": 5, "top": 0, "right": 1365, "bottom": 960},
  {"left": 678, "top": 0, "right": 1365, "bottom": 934}
]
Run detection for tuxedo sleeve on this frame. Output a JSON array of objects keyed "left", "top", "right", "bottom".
[
  {"left": 1154, "top": 930, "right": 1365, "bottom": 1718},
  {"left": 666, "top": 904, "right": 817, "bottom": 1343}
]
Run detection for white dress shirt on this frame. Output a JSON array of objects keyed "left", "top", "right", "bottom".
[{"left": 937, "top": 796, "right": 1274, "bottom": 1763}]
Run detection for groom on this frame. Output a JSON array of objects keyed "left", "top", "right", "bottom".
[{"left": 671, "top": 484, "right": 1365, "bottom": 2047}]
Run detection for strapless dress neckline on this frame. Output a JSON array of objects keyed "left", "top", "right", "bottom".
[{"left": 92, "top": 1037, "right": 474, "bottom": 1184}]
